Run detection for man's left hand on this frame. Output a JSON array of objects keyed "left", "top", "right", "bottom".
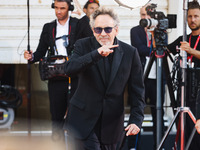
[{"left": 125, "top": 124, "right": 140, "bottom": 136}]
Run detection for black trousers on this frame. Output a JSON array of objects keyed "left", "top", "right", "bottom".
[
  {"left": 66, "top": 131, "right": 118, "bottom": 150},
  {"left": 66, "top": 129, "right": 118, "bottom": 150},
  {"left": 48, "top": 78, "right": 77, "bottom": 138},
  {"left": 66, "top": 114, "right": 119, "bottom": 150}
]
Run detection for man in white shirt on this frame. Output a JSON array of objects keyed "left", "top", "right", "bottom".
[{"left": 24, "top": 0, "right": 78, "bottom": 141}]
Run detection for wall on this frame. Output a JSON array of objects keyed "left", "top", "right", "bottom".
[
  {"left": 0, "top": 0, "right": 168, "bottom": 64},
  {"left": 1, "top": 0, "right": 183, "bottom": 133}
]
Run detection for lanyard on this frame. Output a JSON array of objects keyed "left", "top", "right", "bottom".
[
  {"left": 187, "top": 34, "right": 200, "bottom": 61},
  {"left": 146, "top": 32, "right": 154, "bottom": 55},
  {"left": 146, "top": 32, "right": 151, "bottom": 48}
]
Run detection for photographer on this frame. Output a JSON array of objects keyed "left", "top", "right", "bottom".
[
  {"left": 24, "top": 0, "right": 78, "bottom": 141},
  {"left": 167, "top": 1, "right": 200, "bottom": 149},
  {"left": 130, "top": 4, "right": 166, "bottom": 149}
]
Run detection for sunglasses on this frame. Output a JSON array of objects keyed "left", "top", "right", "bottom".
[{"left": 93, "top": 27, "right": 116, "bottom": 34}]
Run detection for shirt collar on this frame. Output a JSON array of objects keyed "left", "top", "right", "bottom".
[{"left": 56, "top": 17, "right": 70, "bottom": 28}]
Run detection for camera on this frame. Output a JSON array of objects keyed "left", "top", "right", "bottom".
[
  {"left": 140, "top": 4, "right": 177, "bottom": 30},
  {"left": 140, "top": 4, "right": 177, "bottom": 47}
]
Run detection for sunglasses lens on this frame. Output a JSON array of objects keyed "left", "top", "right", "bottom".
[
  {"left": 104, "top": 27, "right": 113, "bottom": 33},
  {"left": 94, "top": 27, "right": 102, "bottom": 34},
  {"left": 94, "top": 27, "right": 114, "bottom": 34}
]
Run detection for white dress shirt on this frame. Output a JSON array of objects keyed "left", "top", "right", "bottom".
[{"left": 55, "top": 18, "right": 70, "bottom": 56}]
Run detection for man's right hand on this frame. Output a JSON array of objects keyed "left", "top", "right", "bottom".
[
  {"left": 195, "top": 119, "right": 200, "bottom": 134},
  {"left": 24, "top": 50, "right": 33, "bottom": 60},
  {"left": 97, "top": 45, "right": 118, "bottom": 57}
]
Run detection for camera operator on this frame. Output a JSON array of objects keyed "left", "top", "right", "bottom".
[
  {"left": 130, "top": 4, "right": 166, "bottom": 149},
  {"left": 167, "top": 1, "right": 200, "bottom": 149},
  {"left": 24, "top": 0, "right": 78, "bottom": 141}
]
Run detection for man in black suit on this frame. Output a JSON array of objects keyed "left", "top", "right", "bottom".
[
  {"left": 75, "top": 0, "right": 100, "bottom": 41},
  {"left": 63, "top": 7, "right": 145, "bottom": 150},
  {"left": 24, "top": 0, "right": 78, "bottom": 141}
]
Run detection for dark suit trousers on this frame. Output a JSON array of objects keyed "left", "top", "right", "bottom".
[
  {"left": 66, "top": 116, "right": 118, "bottom": 150},
  {"left": 48, "top": 79, "right": 76, "bottom": 136},
  {"left": 66, "top": 131, "right": 118, "bottom": 150}
]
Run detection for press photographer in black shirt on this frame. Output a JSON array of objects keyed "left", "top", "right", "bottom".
[{"left": 167, "top": 1, "right": 200, "bottom": 149}]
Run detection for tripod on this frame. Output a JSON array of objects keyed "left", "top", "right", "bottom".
[
  {"left": 157, "top": 54, "right": 197, "bottom": 150},
  {"left": 144, "top": 45, "right": 177, "bottom": 148},
  {"left": 157, "top": 1, "right": 197, "bottom": 149}
]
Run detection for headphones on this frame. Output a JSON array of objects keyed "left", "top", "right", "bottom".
[{"left": 51, "top": 0, "right": 74, "bottom": 11}]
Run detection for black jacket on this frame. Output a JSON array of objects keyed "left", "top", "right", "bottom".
[
  {"left": 130, "top": 25, "right": 151, "bottom": 69},
  {"left": 63, "top": 36, "right": 145, "bottom": 144},
  {"left": 32, "top": 17, "right": 78, "bottom": 62}
]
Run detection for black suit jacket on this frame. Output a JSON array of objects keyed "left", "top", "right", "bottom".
[
  {"left": 130, "top": 25, "right": 150, "bottom": 69},
  {"left": 32, "top": 17, "right": 78, "bottom": 62},
  {"left": 64, "top": 37, "right": 145, "bottom": 144}
]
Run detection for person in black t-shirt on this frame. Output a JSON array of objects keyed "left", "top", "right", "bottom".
[
  {"left": 167, "top": 1, "right": 200, "bottom": 149},
  {"left": 167, "top": 1, "right": 200, "bottom": 67}
]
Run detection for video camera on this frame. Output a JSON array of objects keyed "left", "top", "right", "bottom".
[
  {"left": 140, "top": 4, "right": 177, "bottom": 47},
  {"left": 140, "top": 4, "right": 177, "bottom": 30}
]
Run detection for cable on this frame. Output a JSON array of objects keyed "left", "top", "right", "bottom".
[
  {"left": 171, "top": 55, "right": 181, "bottom": 92},
  {"left": 0, "top": 85, "right": 22, "bottom": 108}
]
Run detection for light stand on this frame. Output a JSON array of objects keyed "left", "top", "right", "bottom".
[
  {"left": 157, "top": 0, "right": 196, "bottom": 149},
  {"left": 114, "top": 0, "right": 151, "bottom": 10}
]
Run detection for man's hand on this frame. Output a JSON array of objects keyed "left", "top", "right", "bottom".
[
  {"left": 24, "top": 50, "right": 33, "bottom": 60},
  {"left": 180, "top": 41, "right": 192, "bottom": 54},
  {"left": 195, "top": 119, "right": 200, "bottom": 134},
  {"left": 125, "top": 124, "right": 140, "bottom": 136},
  {"left": 97, "top": 45, "right": 119, "bottom": 57}
]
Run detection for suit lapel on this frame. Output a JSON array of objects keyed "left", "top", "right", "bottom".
[
  {"left": 108, "top": 40, "right": 123, "bottom": 88},
  {"left": 91, "top": 38, "right": 124, "bottom": 87}
]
